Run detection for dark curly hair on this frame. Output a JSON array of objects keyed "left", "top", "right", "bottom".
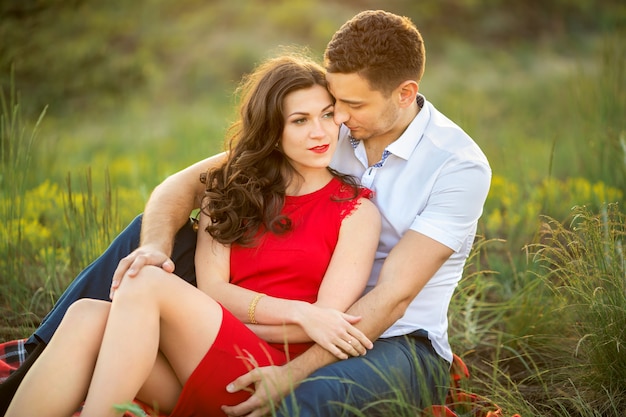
[
  {"left": 201, "top": 53, "right": 359, "bottom": 246},
  {"left": 324, "top": 10, "right": 425, "bottom": 95}
]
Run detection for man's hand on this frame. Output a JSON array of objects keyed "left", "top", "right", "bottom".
[
  {"left": 222, "top": 365, "right": 294, "bottom": 417},
  {"left": 109, "top": 245, "right": 175, "bottom": 299}
]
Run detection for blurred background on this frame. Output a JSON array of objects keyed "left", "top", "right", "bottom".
[
  {"left": 2, "top": 0, "right": 624, "bottom": 190},
  {"left": 1, "top": 1, "right": 625, "bottom": 416}
]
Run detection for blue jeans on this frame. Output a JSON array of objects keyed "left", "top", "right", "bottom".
[
  {"left": 27, "top": 214, "right": 198, "bottom": 346},
  {"left": 276, "top": 330, "right": 450, "bottom": 417}
]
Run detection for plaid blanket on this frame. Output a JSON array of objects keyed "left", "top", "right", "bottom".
[
  {"left": 1, "top": 339, "right": 520, "bottom": 417},
  {"left": 0, "top": 339, "right": 26, "bottom": 384}
]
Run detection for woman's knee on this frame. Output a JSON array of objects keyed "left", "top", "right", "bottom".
[
  {"left": 115, "top": 265, "right": 167, "bottom": 299},
  {"left": 62, "top": 299, "right": 110, "bottom": 332},
  {"left": 66, "top": 298, "right": 109, "bottom": 317}
]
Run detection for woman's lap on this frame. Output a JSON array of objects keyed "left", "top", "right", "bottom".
[{"left": 169, "top": 306, "right": 288, "bottom": 417}]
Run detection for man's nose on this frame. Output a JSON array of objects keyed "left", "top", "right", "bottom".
[{"left": 333, "top": 104, "right": 349, "bottom": 125}]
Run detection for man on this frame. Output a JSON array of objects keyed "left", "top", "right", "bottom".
[
  {"left": 1, "top": 10, "right": 491, "bottom": 417},
  {"left": 222, "top": 11, "right": 491, "bottom": 416}
]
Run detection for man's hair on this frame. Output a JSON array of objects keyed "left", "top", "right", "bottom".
[{"left": 324, "top": 10, "right": 425, "bottom": 95}]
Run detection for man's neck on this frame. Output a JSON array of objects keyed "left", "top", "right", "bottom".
[{"left": 364, "top": 102, "right": 420, "bottom": 165}]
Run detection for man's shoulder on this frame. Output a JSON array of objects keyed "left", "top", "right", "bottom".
[
  {"left": 423, "top": 101, "right": 469, "bottom": 138},
  {"left": 421, "top": 101, "right": 488, "bottom": 166}
]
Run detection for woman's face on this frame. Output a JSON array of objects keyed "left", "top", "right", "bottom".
[{"left": 279, "top": 85, "right": 338, "bottom": 176}]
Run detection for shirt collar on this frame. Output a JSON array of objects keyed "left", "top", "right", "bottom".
[{"left": 389, "top": 94, "right": 430, "bottom": 160}]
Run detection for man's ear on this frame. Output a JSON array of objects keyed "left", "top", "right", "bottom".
[{"left": 397, "top": 80, "right": 419, "bottom": 108}]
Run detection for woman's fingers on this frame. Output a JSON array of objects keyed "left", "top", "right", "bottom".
[{"left": 334, "top": 330, "right": 372, "bottom": 358}]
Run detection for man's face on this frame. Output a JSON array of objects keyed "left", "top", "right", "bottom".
[{"left": 326, "top": 72, "right": 400, "bottom": 142}]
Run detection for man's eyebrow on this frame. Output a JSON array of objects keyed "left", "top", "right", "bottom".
[{"left": 336, "top": 98, "right": 363, "bottom": 105}]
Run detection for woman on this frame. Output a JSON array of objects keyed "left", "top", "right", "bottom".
[{"left": 6, "top": 54, "right": 381, "bottom": 416}]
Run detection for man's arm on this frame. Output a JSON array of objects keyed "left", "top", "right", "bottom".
[
  {"left": 110, "top": 153, "right": 226, "bottom": 297},
  {"left": 221, "top": 230, "right": 453, "bottom": 417},
  {"left": 139, "top": 156, "right": 223, "bottom": 252}
]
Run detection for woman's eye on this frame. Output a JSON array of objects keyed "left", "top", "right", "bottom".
[{"left": 323, "top": 112, "right": 334, "bottom": 119}]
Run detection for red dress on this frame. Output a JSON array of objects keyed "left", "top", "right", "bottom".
[{"left": 169, "top": 178, "right": 373, "bottom": 416}]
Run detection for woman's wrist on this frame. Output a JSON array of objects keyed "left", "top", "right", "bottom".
[
  {"left": 290, "top": 300, "right": 314, "bottom": 326},
  {"left": 248, "top": 293, "right": 266, "bottom": 324}
]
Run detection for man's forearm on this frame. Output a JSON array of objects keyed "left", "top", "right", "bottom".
[
  {"left": 140, "top": 193, "right": 195, "bottom": 255},
  {"left": 284, "top": 283, "right": 398, "bottom": 381},
  {"left": 140, "top": 155, "right": 225, "bottom": 254}
]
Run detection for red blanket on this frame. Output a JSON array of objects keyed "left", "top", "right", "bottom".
[
  {"left": 1, "top": 339, "right": 519, "bottom": 417},
  {"left": 0, "top": 339, "right": 25, "bottom": 384}
]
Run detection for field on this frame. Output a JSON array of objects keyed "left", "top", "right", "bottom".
[{"left": 1, "top": 1, "right": 625, "bottom": 415}]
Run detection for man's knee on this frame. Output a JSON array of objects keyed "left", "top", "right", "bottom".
[{"left": 278, "top": 376, "right": 342, "bottom": 416}]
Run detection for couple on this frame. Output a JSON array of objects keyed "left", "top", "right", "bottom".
[{"left": 4, "top": 9, "right": 491, "bottom": 417}]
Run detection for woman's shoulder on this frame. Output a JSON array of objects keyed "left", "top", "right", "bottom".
[
  {"left": 350, "top": 194, "right": 379, "bottom": 219},
  {"left": 335, "top": 183, "right": 379, "bottom": 223},
  {"left": 337, "top": 193, "right": 381, "bottom": 242}
]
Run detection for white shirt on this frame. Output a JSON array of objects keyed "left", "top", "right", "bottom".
[{"left": 330, "top": 95, "right": 492, "bottom": 363}]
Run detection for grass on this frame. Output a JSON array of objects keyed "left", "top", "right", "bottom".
[{"left": 1, "top": 2, "right": 625, "bottom": 415}]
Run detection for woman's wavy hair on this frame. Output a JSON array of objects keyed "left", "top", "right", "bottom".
[{"left": 201, "top": 53, "right": 358, "bottom": 246}]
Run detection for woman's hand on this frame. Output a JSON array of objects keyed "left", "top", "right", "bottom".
[{"left": 297, "top": 304, "right": 373, "bottom": 360}]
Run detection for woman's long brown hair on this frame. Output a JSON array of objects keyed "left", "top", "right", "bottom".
[{"left": 200, "top": 54, "right": 358, "bottom": 246}]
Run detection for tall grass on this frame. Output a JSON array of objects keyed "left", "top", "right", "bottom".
[
  {"left": 532, "top": 204, "right": 625, "bottom": 415},
  {"left": 448, "top": 205, "right": 626, "bottom": 417},
  {"left": 0, "top": 81, "right": 46, "bottom": 302},
  {"left": 63, "top": 168, "right": 118, "bottom": 271},
  {"left": 0, "top": 87, "right": 126, "bottom": 333}
]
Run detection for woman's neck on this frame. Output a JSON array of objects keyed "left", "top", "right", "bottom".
[{"left": 285, "top": 168, "right": 333, "bottom": 196}]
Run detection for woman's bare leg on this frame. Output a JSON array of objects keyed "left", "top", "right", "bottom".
[
  {"left": 6, "top": 299, "right": 110, "bottom": 417},
  {"left": 134, "top": 351, "right": 183, "bottom": 414},
  {"left": 80, "top": 266, "right": 223, "bottom": 417}
]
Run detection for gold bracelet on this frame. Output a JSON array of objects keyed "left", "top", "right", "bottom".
[{"left": 248, "top": 293, "right": 265, "bottom": 324}]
